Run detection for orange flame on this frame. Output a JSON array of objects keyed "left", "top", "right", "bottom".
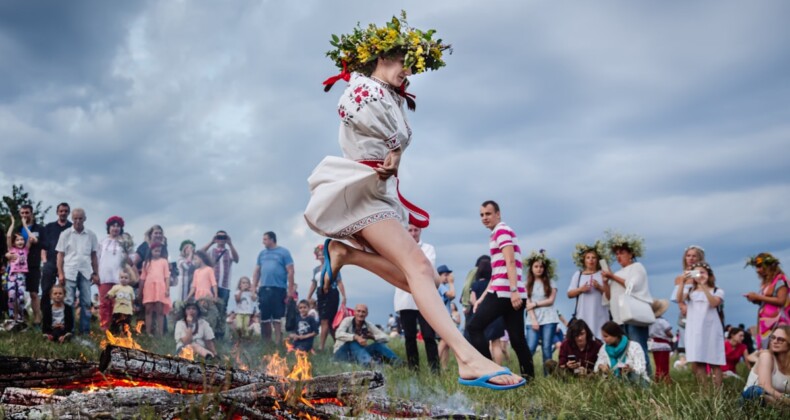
[
  {"left": 263, "top": 352, "right": 290, "bottom": 379},
  {"left": 285, "top": 339, "right": 295, "bottom": 353},
  {"left": 135, "top": 320, "right": 144, "bottom": 334},
  {"left": 287, "top": 351, "right": 312, "bottom": 382},
  {"left": 178, "top": 346, "right": 195, "bottom": 361},
  {"left": 102, "top": 327, "right": 142, "bottom": 350}
]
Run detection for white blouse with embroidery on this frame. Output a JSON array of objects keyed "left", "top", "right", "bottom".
[{"left": 305, "top": 73, "right": 414, "bottom": 239}]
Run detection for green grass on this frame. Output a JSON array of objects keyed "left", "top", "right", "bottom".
[{"left": 1, "top": 322, "right": 788, "bottom": 419}]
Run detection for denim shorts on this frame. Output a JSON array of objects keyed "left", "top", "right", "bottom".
[{"left": 258, "top": 286, "right": 286, "bottom": 322}]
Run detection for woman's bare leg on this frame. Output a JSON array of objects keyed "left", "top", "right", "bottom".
[
  {"left": 319, "top": 319, "right": 330, "bottom": 350},
  {"left": 326, "top": 219, "right": 521, "bottom": 385}
]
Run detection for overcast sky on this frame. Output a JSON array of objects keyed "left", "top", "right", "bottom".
[{"left": 1, "top": 0, "right": 788, "bottom": 328}]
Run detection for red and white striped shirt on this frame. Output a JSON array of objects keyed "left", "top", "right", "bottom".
[{"left": 488, "top": 222, "right": 526, "bottom": 299}]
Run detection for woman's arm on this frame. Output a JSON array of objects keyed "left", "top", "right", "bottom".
[
  {"left": 699, "top": 285, "right": 722, "bottom": 307},
  {"left": 749, "top": 285, "right": 788, "bottom": 307},
  {"left": 742, "top": 347, "right": 752, "bottom": 370},
  {"left": 6, "top": 218, "right": 14, "bottom": 250},
  {"left": 756, "top": 351, "right": 785, "bottom": 400},
  {"left": 338, "top": 279, "right": 347, "bottom": 305},
  {"left": 306, "top": 280, "right": 316, "bottom": 301},
  {"left": 536, "top": 287, "right": 558, "bottom": 308}
]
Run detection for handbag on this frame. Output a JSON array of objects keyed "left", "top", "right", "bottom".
[
  {"left": 618, "top": 281, "right": 655, "bottom": 326},
  {"left": 331, "top": 303, "right": 355, "bottom": 330}
]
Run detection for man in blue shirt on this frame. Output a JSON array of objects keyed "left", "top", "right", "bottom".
[{"left": 252, "top": 231, "right": 294, "bottom": 344}]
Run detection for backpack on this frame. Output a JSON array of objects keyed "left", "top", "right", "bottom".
[{"left": 713, "top": 287, "right": 725, "bottom": 330}]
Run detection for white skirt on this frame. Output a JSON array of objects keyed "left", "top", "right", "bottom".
[{"left": 304, "top": 156, "right": 408, "bottom": 239}]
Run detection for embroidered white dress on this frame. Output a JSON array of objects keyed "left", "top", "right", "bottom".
[
  {"left": 685, "top": 287, "right": 725, "bottom": 365},
  {"left": 305, "top": 73, "right": 412, "bottom": 238}
]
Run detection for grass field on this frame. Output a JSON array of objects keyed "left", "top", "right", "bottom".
[{"left": 0, "top": 323, "right": 787, "bottom": 419}]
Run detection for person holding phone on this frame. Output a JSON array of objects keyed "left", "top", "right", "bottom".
[{"left": 558, "top": 319, "right": 602, "bottom": 376}]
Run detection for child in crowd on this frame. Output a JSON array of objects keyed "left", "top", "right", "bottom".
[
  {"left": 233, "top": 276, "right": 256, "bottom": 338},
  {"left": 648, "top": 300, "right": 673, "bottom": 382},
  {"left": 248, "top": 313, "right": 261, "bottom": 337},
  {"left": 308, "top": 299, "right": 319, "bottom": 322},
  {"left": 188, "top": 250, "right": 222, "bottom": 338},
  {"left": 140, "top": 242, "right": 171, "bottom": 336},
  {"left": 288, "top": 299, "right": 318, "bottom": 352},
  {"left": 106, "top": 269, "right": 135, "bottom": 334},
  {"left": 5, "top": 217, "right": 35, "bottom": 322},
  {"left": 42, "top": 285, "right": 73, "bottom": 343},
  {"left": 678, "top": 261, "right": 725, "bottom": 387}
]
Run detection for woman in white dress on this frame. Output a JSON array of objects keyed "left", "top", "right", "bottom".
[
  {"left": 567, "top": 242, "right": 609, "bottom": 340},
  {"left": 677, "top": 261, "right": 725, "bottom": 387},
  {"left": 670, "top": 245, "right": 705, "bottom": 353},
  {"left": 601, "top": 232, "right": 654, "bottom": 375},
  {"left": 304, "top": 13, "right": 524, "bottom": 389}
]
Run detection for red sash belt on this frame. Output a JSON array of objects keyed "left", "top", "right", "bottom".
[
  {"left": 358, "top": 160, "right": 430, "bottom": 228},
  {"left": 652, "top": 337, "right": 672, "bottom": 345}
]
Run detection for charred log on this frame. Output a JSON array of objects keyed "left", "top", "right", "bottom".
[
  {"left": 99, "top": 345, "right": 277, "bottom": 391},
  {"left": 0, "top": 387, "right": 66, "bottom": 406},
  {"left": 221, "top": 370, "right": 385, "bottom": 402},
  {"left": 0, "top": 355, "right": 100, "bottom": 391}
]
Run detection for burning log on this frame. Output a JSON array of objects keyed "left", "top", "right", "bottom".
[
  {"left": 99, "top": 345, "right": 277, "bottom": 391},
  {"left": 344, "top": 394, "right": 487, "bottom": 419},
  {"left": 221, "top": 370, "right": 385, "bottom": 402},
  {"left": 0, "top": 387, "right": 66, "bottom": 406},
  {"left": 0, "top": 355, "right": 100, "bottom": 391}
]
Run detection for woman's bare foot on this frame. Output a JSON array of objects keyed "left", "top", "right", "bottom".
[
  {"left": 457, "top": 354, "right": 525, "bottom": 385},
  {"left": 323, "top": 240, "right": 348, "bottom": 293}
]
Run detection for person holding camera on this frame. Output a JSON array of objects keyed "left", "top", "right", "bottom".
[
  {"left": 200, "top": 230, "right": 239, "bottom": 322},
  {"left": 677, "top": 261, "right": 725, "bottom": 387},
  {"left": 558, "top": 319, "right": 602, "bottom": 376}
]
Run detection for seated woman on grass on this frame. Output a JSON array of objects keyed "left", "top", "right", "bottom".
[
  {"left": 594, "top": 321, "right": 650, "bottom": 385},
  {"left": 558, "top": 319, "right": 602, "bottom": 376},
  {"left": 174, "top": 301, "right": 217, "bottom": 359},
  {"left": 742, "top": 325, "right": 790, "bottom": 407}
]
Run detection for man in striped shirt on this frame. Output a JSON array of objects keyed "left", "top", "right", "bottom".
[{"left": 466, "top": 200, "right": 535, "bottom": 380}]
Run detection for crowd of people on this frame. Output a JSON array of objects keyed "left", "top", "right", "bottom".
[{"left": 1, "top": 199, "right": 789, "bottom": 402}]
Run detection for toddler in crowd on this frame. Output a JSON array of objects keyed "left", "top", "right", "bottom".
[
  {"left": 42, "top": 285, "right": 73, "bottom": 343},
  {"left": 5, "top": 217, "right": 36, "bottom": 322},
  {"left": 106, "top": 269, "right": 135, "bottom": 334},
  {"left": 233, "top": 276, "right": 256, "bottom": 338},
  {"left": 288, "top": 299, "right": 318, "bottom": 352}
]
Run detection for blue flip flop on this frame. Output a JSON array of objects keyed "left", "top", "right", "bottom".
[
  {"left": 458, "top": 368, "right": 526, "bottom": 390},
  {"left": 320, "top": 238, "right": 337, "bottom": 290}
]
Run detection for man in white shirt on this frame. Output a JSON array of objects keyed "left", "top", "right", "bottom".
[
  {"left": 393, "top": 224, "right": 439, "bottom": 373},
  {"left": 56, "top": 208, "right": 99, "bottom": 334}
]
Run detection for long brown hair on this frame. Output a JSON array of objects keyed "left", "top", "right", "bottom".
[
  {"left": 755, "top": 252, "right": 784, "bottom": 286},
  {"left": 771, "top": 325, "right": 790, "bottom": 373},
  {"left": 527, "top": 260, "right": 551, "bottom": 299}
]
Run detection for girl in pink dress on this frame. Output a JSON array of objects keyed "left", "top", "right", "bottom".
[{"left": 140, "top": 242, "right": 171, "bottom": 336}]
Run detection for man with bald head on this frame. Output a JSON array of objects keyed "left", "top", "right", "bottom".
[
  {"left": 333, "top": 303, "right": 401, "bottom": 366},
  {"left": 56, "top": 208, "right": 99, "bottom": 335}
]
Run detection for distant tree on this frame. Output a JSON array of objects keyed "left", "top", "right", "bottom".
[{"left": 0, "top": 184, "right": 50, "bottom": 231}]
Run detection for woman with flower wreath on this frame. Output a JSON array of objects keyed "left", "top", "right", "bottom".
[
  {"left": 600, "top": 231, "right": 654, "bottom": 375},
  {"left": 744, "top": 253, "right": 789, "bottom": 349},
  {"left": 567, "top": 242, "right": 609, "bottom": 340},
  {"left": 304, "top": 12, "right": 524, "bottom": 389},
  {"left": 524, "top": 250, "right": 559, "bottom": 376}
]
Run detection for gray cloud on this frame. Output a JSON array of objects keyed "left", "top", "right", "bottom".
[{"left": 1, "top": 0, "right": 789, "bottom": 327}]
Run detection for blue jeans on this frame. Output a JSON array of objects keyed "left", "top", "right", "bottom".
[
  {"left": 741, "top": 386, "right": 766, "bottom": 406},
  {"left": 64, "top": 272, "right": 92, "bottom": 334},
  {"left": 526, "top": 323, "right": 557, "bottom": 376},
  {"left": 623, "top": 323, "right": 652, "bottom": 376},
  {"left": 334, "top": 341, "right": 401, "bottom": 366}
]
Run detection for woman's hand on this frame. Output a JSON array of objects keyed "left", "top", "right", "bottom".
[
  {"left": 744, "top": 292, "right": 761, "bottom": 304},
  {"left": 375, "top": 149, "right": 402, "bottom": 180},
  {"left": 566, "top": 360, "right": 580, "bottom": 369},
  {"left": 531, "top": 321, "right": 540, "bottom": 331},
  {"left": 580, "top": 283, "right": 593, "bottom": 294}
]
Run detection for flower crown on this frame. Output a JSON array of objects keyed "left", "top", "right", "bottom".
[
  {"left": 745, "top": 253, "right": 780, "bottom": 268},
  {"left": 324, "top": 11, "right": 451, "bottom": 90},
  {"left": 524, "top": 249, "right": 558, "bottom": 281},
  {"left": 572, "top": 241, "right": 610, "bottom": 270},
  {"left": 689, "top": 261, "right": 713, "bottom": 273},
  {"left": 604, "top": 230, "right": 645, "bottom": 258}
]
